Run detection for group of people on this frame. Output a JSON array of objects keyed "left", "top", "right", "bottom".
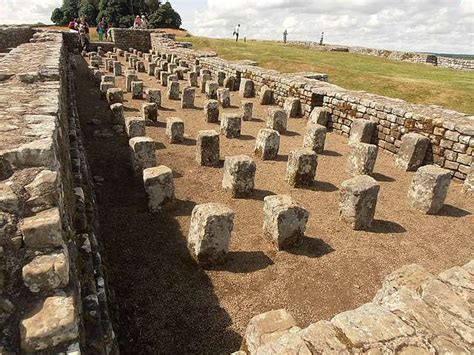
[
  {"left": 133, "top": 15, "right": 148, "bottom": 29},
  {"left": 68, "top": 17, "right": 114, "bottom": 51}
]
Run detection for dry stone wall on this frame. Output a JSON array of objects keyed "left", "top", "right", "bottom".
[
  {"left": 0, "top": 25, "right": 36, "bottom": 51},
  {"left": 152, "top": 36, "right": 473, "bottom": 180}
]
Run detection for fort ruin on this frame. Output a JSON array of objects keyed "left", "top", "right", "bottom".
[{"left": 0, "top": 26, "right": 472, "bottom": 354}]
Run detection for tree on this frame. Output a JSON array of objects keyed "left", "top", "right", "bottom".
[
  {"left": 148, "top": 1, "right": 181, "bottom": 29},
  {"left": 80, "top": 1, "right": 99, "bottom": 25},
  {"left": 51, "top": 8, "right": 66, "bottom": 25},
  {"left": 62, "top": 0, "right": 80, "bottom": 21}
]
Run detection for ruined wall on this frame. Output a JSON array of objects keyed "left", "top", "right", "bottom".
[
  {"left": 0, "top": 26, "right": 36, "bottom": 50},
  {"left": 110, "top": 28, "right": 159, "bottom": 52},
  {"left": 152, "top": 38, "right": 473, "bottom": 180}
]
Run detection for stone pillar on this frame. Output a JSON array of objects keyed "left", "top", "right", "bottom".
[
  {"left": 102, "top": 75, "right": 115, "bottom": 85},
  {"left": 241, "top": 101, "right": 253, "bottom": 121},
  {"left": 160, "top": 71, "right": 170, "bottom": 86},
  {"left": 106, "top": 58, "right": 114, "bottom": 72},
  {"left": 408, "top": 165, "right": 451, "bottom": 214},
  {"left": 188, "top": 71, "right": 198, "bottom": 87},
  {"left": 181, "top": 87, "right": 195, "bottom": 109},
  {"left": 129, "top": 137, "right": 156, "bottom": 175},
  {"left": 259, "top": 85, "right": 274, "bottom": 105},
  {"left": 204, "top": 100, "right": 219, "bottom": 123},
  {"left": 146, "top": 88, "right": 161, "bottom": 106},
  {"left": 142, "top": 103, "right": 158, "bottom": 122},
  {"left": 131, "top": 81, "right": 144, "bottom": 99},
  {"left": 217, "top": 71, "right": 226, "bottom": 86},
  {"left": 154, "top": 67, "right": 161, "bottom": 79},
  {"left": 113, "top": 61, "right": 122, "bottom": 76},
  {"left": 136, "top": 61, "right": 146, "bottom": 73},
  {"left": 263, "top": 195, "right": 309, "bottom": 250},
  {"left": 168, "top": 74, "right": 179, "bottom": 83},
  {"left": 266, "top": 108, "right": 288, "bottom": 134},
  {"left": 220, "top": 114, "right": 241, "bottom": 138},
  {"left": 126, "top": 73, "right": 138, "bottom": 92},
  {"left": 148, "top": 62, "right": 156, "bottom": 76},
  {"left": 240, "top": 78, "right": 255, "bottom": 98},
  {"left": 222, "top": 155, "right": 256, "bottom": 197},
  {"left": 396, "top": 133, "right": 430, "bottom": 171},
  {"left": 167, "top": 81, "right": 180, "bottom": 100},
  {"left": 303, "top": 124, "right": 327, "bottom": 153},
  {"left": 349, "top": 119, "right": 376, "bottom": 144},
  {"left": 143, "top": 166, "right": 175, "bottom": 212},
  {"left": 166, "top": 117, "right": 185, "bottom": 143},
  {"left": 196, "top": 130, "right": 220, "bottom": 166},
  {"left": 347, "top": 143, "right": 378, "bottom": 177},
  {"left": 284, "top": 97, "right": 301, "bottom": 118},
  {"left": 463, "top": 163, "right": 474, "bottom": 194},
  {"left": 205, "top": 81, "right": 219, "bottom": 99},
  {"left": 99, "top": 82, "right": 114, "bottom": 99},
  {"left": 125, "top": 117, "right": 146, "bottom": 138},
  {"left": 286, "top": 148, "right": 318, "bottom": 187},
  {"left": 187, "top": 203, "right": 235, "bottom": 264},
  {"left": 217, "top": 88, "right": 230, "bottom": 108},
  {"left": 308, "top": 107, "right": 331, "bottom": 127},
  {"left": 339, "top": 175, "right": 380, "bottom": 230},
  {"left": 106, "top": 88, "right": 123, "bottom": 105},
  {"left": 110, "top": 103, "right": 124, "bottom": 125},
  {"left": 224, "top": 75, "right": 236, "bottom": 91},
  {"left": 255, "top": 129, "right": 280, "bottom": 160}
]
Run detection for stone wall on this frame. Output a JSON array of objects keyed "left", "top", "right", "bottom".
[
  {"left": 0, "top": 31, "right": 115, "bottom": 353},
  {"left": 152, "top": 38, "right": 473, "bottom": 180},
  {"left": 0, "top": 25, "right": 36, "bottom": 51},
  {"left": 110, "top": 28, "right": 167, "bottom": 52}
]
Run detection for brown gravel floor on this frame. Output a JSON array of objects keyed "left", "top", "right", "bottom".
[{"left": 75, "top": 55, "right": 474, "bottom": 354}]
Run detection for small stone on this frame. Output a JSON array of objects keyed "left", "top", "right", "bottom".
[
  {"left": 308, "top": 107, "right": 331, "bottom": 127},
  {"left": 113, "top": 61, "right": 122, "bottom": 76},
  {"left": 106, "top": 88, "right": 123, "bottom": 105},
  {"left": 200, "top": 73, "right": 211, "bottom": 93},
  {"left": 0, "top": 183, "right": 19, "bottom": 213},
  {"left": 125, "top": 117, "right": 146, "bottom": 138},
  {"left": 259, "top": 85, "right": 274, "bottom": 105},
  {"left": 254, "top": 129, "right": 280, "bottom": 160},
  {"left": 146, "top": 88, "right": 161, "bottom": 106},
  {"left": 303, "top": 124, "right": 327, "bottom": 153},
  {"left": 24, "top": 170, "right": 58, "bottom": 213},
  {"left": 110, "top": 103, "right": 125, "bottom": 125},
  {"left": 286, "top": 148, "right": 318, "bottom": 187},
  {"left": 284, "top": 97, "right": 301, "bottom": 118},
  {"left": 166, "top": 117, "right": 184, "bottom": 143},
  {"left": 167, "top": 81, "right": 180, "bottom": 100},
  {"left": 125, "top": 73, "right": 138, "bottom": 92},
  {"left": 240, "top": 78, "right": 255, "bottom": 98},
  {"left": 188, "top": 71, "right": 198, "bottom": 87},
  {"left": 349, "top": 119, "right": 376, "bottom": 144},
  {"left": 396, "top": 133, "right": 430, "bottom": 171},
  {"left": 143, "top": 166, "right": 175, "bottom": 212},
  {"left": 101, "top": 75, "right": 115, "bottom": 84},
  {"left": 181, "top": 87, "right": 195, "bottom": 109},
  {"left": 196, "top": 130, "right": 220, "bottom": 167},
  {"left": 22, "top": 250, "right": 69, "bottom": 292},
  {"left": 347, "top": 143, "right": 378, "bottom": 177},
  {"left": 220, "top": 114, "right": 241, "bottom": 138},
  {"left": 99, "top": 82, "right": 114, "bottom": 99},
  {"left": 205, "top": 81, "right": 219, "bottom": 99},
  {"left": 131, "top": 81, "right": 144, "bottom": 99},
  {"left": 204, "top": 100, "right": 219, "bottom": 123},
  {"left": 142, "top": 103, "right": 158, "bottom": 122},
  {"left": 224, "top": 75, "right": 236, "bottom": 91},
  {"left": 217, "top": 71, "right": 226, "bottom": 86},
  {"left": 222, "top": 155, "right": 256, "bottom": 197},
  {"left": 217, "top": 88, "right": 230, "bottom": 108},
  {"left": 160, "top": 71, "right": 170, "bottom": 86},
  {"left": 129, "top": 137, "right": 156, "bottom": 175},
  {"left": 21, "top": 208, "right": 62, "bottom": 249},
  {"left": 241, "top": 101, "right": 253, "bottom": 121},
  {"left": 266, "top": 108, "right": 288, "bottom": 134}
]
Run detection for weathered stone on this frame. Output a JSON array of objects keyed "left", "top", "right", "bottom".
[
  {"left": 21, "top": 208, "right": 62, "bottom": 249},
  {"left": 166, "top": 117, "right": 184, "bottom": 143},
  {"left": 204, "top": 100, "right": 219, "bottom": 123},
  {"left": 224, "top": 75, "right": 236, "bottom": 91},
  {"left": 266, "top": 109, "right": 288, "bottom": 134},
  {"left": 160, "top": 71, "right": 170, "bottom": 86},
  {"left": 22, "top": 250, "right": 69, "bottom": 292},
  {"left": 129, "top": 137, "right": 156, "bottom": 174},
  {"left": 339, "top": 175, "right": 380, "bottom": 230},
  {"left": 24, "top": 170, "right": 58, "bottom": 213},
  {"left": 125, "top": 117, "right": 146, "bottom": 138},
  {"left": 284, "top": 97, "right": 301, "bottom": 118},
  {"left": 113, "top": 61, "right": 122, "bottom": 76},
  {"left": 99, "top": 82, "right": 114, "bottom": 99},
  {"left": 131, "top": 80, "right": 144, "bottom": 99},
  {"left": 142, "top": 103, "right": 158, "bottom": 122},
  {"left": 396, "top": 133, "right": 430, "bottom": 171},
  {"left": 217, "top": 88, "right": 231, "bottom": 108},
  {"left": 302, "top": 321, "right": 350, "bottom": 354},
  {"left": 148, "top": 62, "right": 156, "bottom": 76},
  {"left": 136, "top": 60, "right": 146, "bottom": 73},
  {"left": 200, "top": 73, "right": 211, "bottom": 93},
  {"left": 205, "top": 81, "right": 219, "bottom": 99},
  {"left": 125, "top": 73, "right": 138, "bottom": 92},
  {"left": 196, "top": 130, "right": 220, "bottom": 167},
  {"left": 217, "top": 71, "right": 226, "bottom": 86},
  {"left": 20, "top": 295, "right": 78, "bottom": 352},
  {"left": 105, "top": 58, "right": 114, "bottom": 72},
  {"left": 167, "top": 81, "right": 180, "bottom": 100},
  {"left": 220, "top": 114, "right": 241, "bottom": 138},
  {"left": 110, "top": 103, "right": 125, "bottom": 125},
  {"left": 154, "top": 66, "right": 161, "bottom": 79},
  {"left": 188, "top": 71, "right": 198, "bottom": 87},
  {"left": 240, "top": 78, "right": 255, "bottom": 98},
  {"left": 263, "top": 195, "right": 309, "bottom": 250},
  {"left": 254, "top": 129, "right": 280, "bottom": 160},
  {"left": 146, "top": 88, "right": 161, "bottom": 106},
  {"left": 181, "top": 86, "right": 195, "bottom": 109},
  {"left": 349, "top": 119, "right": 376, "bottom": 144},
  {"left": 259, "top": 85, "right": 274, "bottom": 105},
  {"left": 0, "top": 183, "right": 18, "bottom": 213},
  {"left": 408, "top": 165, "right": 451, "bottom": 214},
  {"left": 303, "top": 124, "right": 327, "bottom": 153},
  {"left": 286, "top": 148, "right": 318, "bottom": 187},
  {"left": 106, "top": 87, "right": 123, "bottom": 104},
  {"left": 462, "top": 163, "right": 473, "bottom": 194},
  {"left": 245, "top": 309, "right": 298, "bottom": 354},
  {"left": 308, "top": 107, "right": 331, "bottom": 127},
  {"left": 143, "top": 166, "right": 175, "bottom": 212},
  {"left": 347, "top": 143, "right": 378, "bottom": 177},
  {"left": 187, "top": 203, "right": 235, "bottom": 264},
  {"left": 221, "top": 155, "right": 256, "bottom": 198},
  {"left": 255, "top": 329, "right": 311, "bottom": 355},
  {"left": 241, "top": 101, "right": 253, "bottom": 121},
  {"left": 102, "top": 75, "right": 115, "bottom": 85}
]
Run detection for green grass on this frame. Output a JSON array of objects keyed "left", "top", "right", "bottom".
[{"left": 178, "top": 37, "right": 474, "bottom": 114}]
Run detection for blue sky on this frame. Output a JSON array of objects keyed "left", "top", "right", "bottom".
[{"left": 1, "top": 0, "right": 473, "bottom": 54}]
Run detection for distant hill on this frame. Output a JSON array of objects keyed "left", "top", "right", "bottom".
[{"left": 430, "top": 53, "right": 474, "bottom": 60}]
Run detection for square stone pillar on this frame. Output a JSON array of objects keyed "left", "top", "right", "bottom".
[
  {"left": 222, "top": 155, "right": 256, "bottom": 197},
  {"left": 347, "top": 143, "right": 378, "bottom": 177},
  {"left": 142, "top": 103, "right": 158, "bottom": 122},
  {"left": 259, "top": 85, "right": 274, "bottom": 105},
  {"left": 143, "top": 166, "right": 175, "bottom": 212},
  {"left": 266, "top": 108, "right": 288, "bottom": 134},
  {"left": 131, "top": 81, "right": 144, "bottom": 99},
  {"left": 181, "top": 87, "right": 195, "bottom": 109},
  {"left": 204, "top": 100, "right": 219, "bottom": 123},
  {"left": 303, "top": 124, "right": 327, "bottom": 153},
  {"left": 241, "top": 101, "right": 253, "bottom": 121},
  {"left": 125, "top": 117, "right": 146, "bottom": 138},
  {"left": 129, "top": 137, "right": 156, "bottom": 175},
  {"left": 349, "top": 119, "right": 376, "bottom": 144},
  {"left": 286, "top": 148, "right": 318, "bottom": 187},
  {"left": 205, "top": 81, "right": 219, "bottom": 99},
  {"left": 110, "top": 103, "right": 124, "bottom": 125},
  {"left": 126, "top": 73, "right": 138, "bottom": 92},
  {"left": 166, "top": 117, "right": 185, "bottom": 143},
  {"left": 106, "top": 88, "right": 123, "bottom": 105},
  {"left": 396, "top": 133, "right": 430, "bottom": 171},
  {"left": 196, "top": 130, "right": 220, "bottom": 167},
  {"left": 255, "top": 129, "right": 280, "bottom": 160},
  {"left": 220, "top": 114, "right": 241, "bottom": 138},
  {"left": 284, "top": 97, "right": 301, "bottom": 118},
  {"left": 167, "top": 81, "right": 180, "bottom": 100},
  {"left": 146, "top": 88, "right": 161, "bottom": 106},
  {"left": 240, "top": 78, "right": 255, "bottom": 98},
  {"left": 218, "top": 88, "right": 231, "bottom": 108}
]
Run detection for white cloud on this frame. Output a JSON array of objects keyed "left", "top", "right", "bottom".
[{"left": 0, "top": 0, "right": 62, "bottom": 24}]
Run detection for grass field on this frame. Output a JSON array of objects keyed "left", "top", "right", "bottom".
[{"left": 178, "top": 37, "right": 474, "bottom": 114}]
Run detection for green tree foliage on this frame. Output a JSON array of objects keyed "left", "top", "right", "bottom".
[
  {"left": 62, "top": 0, "right": 80, "bottom": 21},
  {"left": 51, "top": 8, "right": 66, "bottom": 25},
  {"left": 148, "top": 2, "right": 181, "bottom": 29},
  {"left": 80, "top": 1, "right": 99, "bottom": 25}
]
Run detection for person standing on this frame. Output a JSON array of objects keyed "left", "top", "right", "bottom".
[
  {"left": 319, "top": 32, "right": 324, "bottom": 46},
  {"left": 141, "top": 15, "right": 148, "bottom": 29},
  {"left": 283, "top": 29, "right": 288, "bottom": 44},
  {"left": 233, "top": 24, "right": 240, "bottom": 42},
  {"left": 134, "top": 15, "right": 142, "bottom": 29},
  {"left": 97, "top": 20, "right": 105, "bottom": 41}
]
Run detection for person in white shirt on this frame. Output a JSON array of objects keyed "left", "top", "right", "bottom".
[{"left": 233, "top": 24, "right": 240, "bottom": 42}]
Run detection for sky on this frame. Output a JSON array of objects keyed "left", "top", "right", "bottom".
[{"left": 0, "top": 0, "right": 473, "bottom": 54}]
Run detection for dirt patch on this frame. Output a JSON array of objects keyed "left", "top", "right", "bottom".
[{"left": 75, "top": 55, "right": 473, "bottom": 354}]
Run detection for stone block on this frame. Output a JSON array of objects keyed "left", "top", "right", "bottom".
[
  {"left": 241, "top": 101, "right": 253, "bottom": 121},
  {"left": 286, "top": 148, "right": 318, "bottom": 187},
  {"left": 263, "top": 195, "right": 309, "bottom": 250},
  {"left": 302, "top": 321, "right": 349, "bottom": 354},
  {"left": 167, "top": 81, "right": 180, "bottom": 100},
  {"left": 205, "top": 81, "right": 219, "bottom": 99},
  {"left": 146, "top": 88, "right": 161, "bottom": 106},
  {"left": 154, "top": 67, "right": 161, "bottom": 79},
  {"left": 462, "top": 163, "right": 474, "bottom": 194},
  {"left": 129, "top": 137, "right": 156, "bottom": 174},
  {"left": 125, "top": 73, "right": 138, "bottom": 92},
  {"left": 24, "top": 170, "right": 58, "bottom": 213},
  {"left": 204, "top": 100, "right": 219, "bottom": 123},
  {"left": 217, "top": 88, "right": 230, "bottom": 108},
  {"left": 339, "top": 175, "right": 380, "bottom": 230},
  {"left": 254, "top": 129, "right": 280, "bottom": 160},
  {"left": 222, "top": 155, "right": 256, "bottom": 197},
  {"left": 408, "top": 165, "right": 451, "bottom": 214},
  {"left": 188, "top": 71, "right": 198, "bottom": 87},
  {"left": 303, "top": 124, "right": 327, "bottom": 153},
  {"left": 224, "top": 75, "right": 236, "bottom": 91},
  {"left": 168, "top": 74, "right": 179, "bottom": 83},
  {"left": 125, "top": 117, "right": 146, "bottom": 138},
  {"left": 110, "top": 103, "right": 125, "bottom": 125},
  {"left": 160, "top": 71, "right": 170, "bottom": 86},
  {"left": 142, "top": 103, "right": 158, "bottom": 122},
  {"left": 396, "top": 133, "right": 430, "bottom": 171},
  {"left": 131, "top": 81, "right": 144, "bottom": 99},
  {"left": 267, "top": 108, "right": 288, "bottom": 134},
  {"left": 20, "top": 295, "right": 78, "bottom": 352},
  {"left": 349, "top": 119, "right": 376, "bottom": 144},
  {"left": 284, "top": 97, "right": 301, "bottom": 118},
  {"left": 259, "top": 85, "right": 274, "bottom": 105},
  {"left": 0, "top": 183, "right": 18, "bottom": 213},
  {"left": 21, "top": 208, "right": 63, "bottom": 249},
  {"left": 106, "top": 88, "right": 123, "bottom": 104},
  {"left": 143, "top": 166, "right": 175, "bottom": 212},
  {"left": 217, "top": 71, "right": 226, "bottom": 86},
  {"left": 105, "top": 58, "right": 114, "bottom": 72},
  {"left": 196, "top": 130, "right": 220, "bottom": 167},
  {"left": 148, "top": 62, "right": 156, "bottom": 76},
  {"left": 187, "top": 203, "right": 235, "bottom": 264},
  {"left": 220, "top": 114, "right": 241, "bottom": 138},
  {"left": 99, "top": 82, "right": 114, "bottom": 99},
  {"left": 240, "top": 78, "right": 255, "bottom": 98},
  {"left": 181, "top": 87, "right": 195, "bottom": 109},
  {"left": 347, "top": 143, "right": 379, "bottom": 177},
  {"left": 200, "top": 73, "right": 211, "bottom": 93},
  {"left": 113, "top": 61, "right": 122, "bottom": 76},
  {"left": 166, "top": 117, "right": 184, "bottom": 143},
  {"left": 22, "top": 250, "right": 69, "bottom": 292},
  {"left": 136, "top": 60, "right": 146, "bottom": 73}
]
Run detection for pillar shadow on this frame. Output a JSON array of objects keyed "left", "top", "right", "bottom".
[
  {"left": 275, "top": 154, "right": 289, "bottom": 162},
  {"left": 320, "top": 150, "right": 342, "bottom": 157},
  {"left": 239, "top": 134, "right": 255, "bottom": 141},
  {"left": 207, "top": 251, "right": 273, "bottom": 273},
  {"left": 437, "top": 204, "right": 471, "bottom": 217},
  {"left": 372, "top": 172, "right": 396, "bottom": 182},
  {"left": 369, "top": 219, "right": 406, "bottom": 234},
  {"left": 244, "top": 188, "right": 275, "bottom": 201},
  {"left": 300, "top": 181, "right": 338, "bottom": 192},
  {"left": 286, "top": 236, "right": 334, "bottom": 258},
  {"left": 283, "top": 130, "right": 300, "bottom": 137},
  {"left": 182, "top": 137, "right": 197, "bottom": 146},
  {"left": 251, "top": 118, "right": 264, "bottom": 123}
]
